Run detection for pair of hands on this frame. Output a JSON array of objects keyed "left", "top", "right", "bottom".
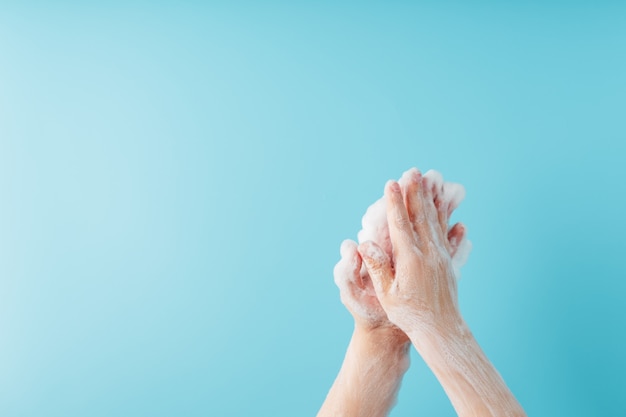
[
  {"left": 334, "top": 168, "right": 470, "bottom": 340},
  {"left": 321, "top": 168, "right": 526, "bottom": 417}
]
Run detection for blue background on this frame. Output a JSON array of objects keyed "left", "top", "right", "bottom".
[{"left": 1, "top": 2, "right": 625, "bottom": 416}]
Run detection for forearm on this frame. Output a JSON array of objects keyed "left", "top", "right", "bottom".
[
  {"left": 317, "top": 326, "right": 411, "bottom": 417},
  {"left": 408, "top": 318, "right": 526, "bottom": 417}
]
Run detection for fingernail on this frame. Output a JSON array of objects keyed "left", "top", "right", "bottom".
[{"left": 390, "top": 181, "right": 400, "bottom": 193}]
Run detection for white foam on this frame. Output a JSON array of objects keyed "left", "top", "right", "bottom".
[
  {"left": 398, "top": 167, "right": 419, "bottom": 189},
  {"left": 442, "top": 182, "right": 466, "bottom": 214},
  {"left": 358, "top": 197, "right": 392, "bottom": 261},
  {"left": 423, "top": 169, "right": 444, "bottom": 193},
  {"left": 334, "top": 239, "right": 387, "bottom": 322}
]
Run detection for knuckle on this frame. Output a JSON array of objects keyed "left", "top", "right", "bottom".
[{"left": 367, "top": 258, "right": 385, "bottom": 274}]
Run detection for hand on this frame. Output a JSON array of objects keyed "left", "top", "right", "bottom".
[
  {"left": 358, "top": 168, "right": 471, "bottom": 280},
  {"left": 333, "top": 239, "right": 392, "bottom": 330},
  {"left": 357, "top": 169, "right": 464, "bottom": 338},
  {"left": 334, "top": 168, "right": 468, "bottom": 333},
  {"left": 419, "top": 169, "right": 472, "bottom": 278},
  {"left": 344, "top": 169, "right": 527, "bottom": 417}
]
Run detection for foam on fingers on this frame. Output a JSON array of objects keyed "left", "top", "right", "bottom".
[
  {"left": 442, "top": 182, "right": 466, "bottom": 215},
  {"left": 333, "top": 255, "right": 351, "bottom": 287},
  {"left": 398, "top": 167, "right": 420, "bottom": 189},
  {"left": 423, "top": 169, "right": 444, "bottom": 194},
  {"left": 402, "top": 169, "right": 424, "bottom": 227},
  {"left": 340, "top": 239, "right": 358, "bottom": 261},
  {"left": 358, "top": 241, "right": 393, "bottom": 295}
]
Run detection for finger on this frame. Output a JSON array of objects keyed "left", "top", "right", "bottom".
[
  {"left": 333, "top": 258, "right": 352, "bottom": 293},
  {"left": 337, "top": 239, "right": 363, "bottom": 287},
  {"left": 398, "top": 167, "right": 415, "bottom": 190},
  {"left": 402, "top": 168, "right": 423, "bottom": 225},
  {"left": 385, "top": 180, "right": 416, "bottom": 255},
  {"left": 340, "top": 239, "right": 359, "bottom": 261},
  {"left": 434, "top": 193, "right": 449, "bottom": 240},
  {"left": 422, "top": 170, "right": 449, "bottom": 236},
  {"left": 358, "top": 241, "right": 394, "bottom": 297},
  {"left": 420, "top": 176, "right": 447, "bottom": 246},
  {"left": 404, "top": 170, "right": 435, "bottom": 250},
  {"left": 333, "top": 261, "right": 365, "bottom": 316},
  {"left": 447, "top": 222, "right": 466, "bottom": 258},
  {"left": 423, "top": 170, "right": 444, "bottom": 196},
  {"left": 400, "top": 168, "right": 418, "bottom": 227}
]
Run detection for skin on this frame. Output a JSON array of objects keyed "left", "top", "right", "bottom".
[
  {"left": 316, "top": 239, "right": 411, "bottom": 417},
  {"left": 358, "top": 170, "right": 526, "bottom": 417},
  {"left": 318, "top": 169, "right": 468, "bottom": 417}
]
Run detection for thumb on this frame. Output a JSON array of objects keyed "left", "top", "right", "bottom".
[{"left": 357, "top": 241, "right": 394, "bottom": 298}]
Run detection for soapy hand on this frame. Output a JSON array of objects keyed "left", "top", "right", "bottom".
[
  {"left": 325, "top": 168, "right": 527, "bottom": 417},
  {"left": 357, "top": 169, "right": 464, "bottom": 336},
  {"left": 333, "top": 168, "right": 469, "bottom": 331},
  {"left": 358, "top": 168, "right": 471, "bottom": 279},
  {"left": 333, "top": 239, "right": 390, "bottom": 328}
]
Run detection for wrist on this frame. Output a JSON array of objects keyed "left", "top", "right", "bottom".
[
  {"left": 352, "top": 324, "right": 411, "bottom": 368},
  {"left": 407, "top": 318, "right": 526, "bottom": 416},
  {"left": 354, "top": 322, "right": 410, "bottom": 347},
  {"left": 406, "top": 313, "right": 470, "bottom": 356}
]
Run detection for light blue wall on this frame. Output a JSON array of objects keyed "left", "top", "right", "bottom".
[{"left": 1, "top": 3, "right": 625, "bottom": 416}]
